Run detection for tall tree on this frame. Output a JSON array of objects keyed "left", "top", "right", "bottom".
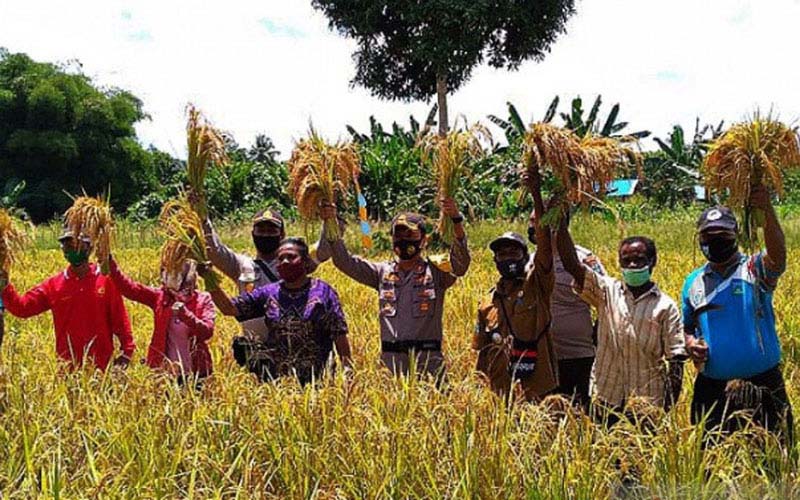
[
  {"left": 0, "top": 49, "right": 155, "bottom": 221},
  {"left": 312, "top": 0, "right": 576, "bottom": 136}
]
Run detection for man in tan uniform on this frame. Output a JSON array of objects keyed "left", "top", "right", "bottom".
[
  {"left": 473, "top": 171, "right": 558, "bottom": 402},
  {"left": 321, "top": 198, "right": 470, "bottom": 380}
]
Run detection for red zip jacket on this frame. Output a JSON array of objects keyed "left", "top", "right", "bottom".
[
  {"left": 109, "top": 260, "right": 215, "bottom": 377},
  {"left": 2, "top": 264, "right": 134, "bottom": 370}
]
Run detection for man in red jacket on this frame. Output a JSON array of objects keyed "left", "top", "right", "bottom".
[{"left": 0, "top": 229, "right": 134, "bottom": 370}]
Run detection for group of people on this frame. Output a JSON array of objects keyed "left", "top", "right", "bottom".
[{"left": 0, "top": 171, "right": 792, "bottom": 445}]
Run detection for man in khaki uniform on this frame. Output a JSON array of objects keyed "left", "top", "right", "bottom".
[
  {"left": 473, "top": 171, "right": 558, "bottom": 402},
  {"left": 321, "top": 198, "right": 470, "bottom": 380}
]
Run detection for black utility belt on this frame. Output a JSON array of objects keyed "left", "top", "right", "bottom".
[{"left": 381, "top": 340, "right": 442, "bottom": 353}]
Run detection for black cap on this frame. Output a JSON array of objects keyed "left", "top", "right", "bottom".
[
  {"left": 391, "top": 213, "right": 428, "bottom": 235},
  {"left": 697, "top": 206, "right": 738, "bottom": 233},
  {"left": 489, "top": 232, "right": 528, "bottom": 253},
  {"left": 252, "top": 209, "right": 284, "bottom": 229}
]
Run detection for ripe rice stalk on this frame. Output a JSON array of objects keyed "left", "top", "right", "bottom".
[
  {"left": 521, "top": 123, "right": 584, "bottom": 203},
  {"left": 159, "top": 198, "right": 220, "bottom": 289},
  {"left": 186, "top": 104, "right": 229, "bottom": 221},
  {"left": 287, "top": 127, "right": 361, "bottom": 241},
  {"left": 522, "top": 124, "right": 641, "bottom": 226},
  {"left": 63, "top": 194, "right": 114, "bottom": 274},
  {"left": 418, "top": 123, "right": 489, "bottom": 244},
  {"left": 703, "top": 113, "right": 800, "bottom": 249},
  {"left": 0, "top": 209, "right": 30, "bottom": 274},
  {"left": 580, "top": 135, "right": 643, "bottom": 199}
]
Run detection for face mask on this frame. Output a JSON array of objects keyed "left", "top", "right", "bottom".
[
  {"left": 394, "top": 239, "right": 422, "bottom": 260},
  {"left": 527, "top": 227, "right": 537, "bottom": 245},
  {"left": 496, "top": 259, "right": 527, "bottom": 280},
  {"left": 162, "top": 270, "right": 184, "bottom": 292},
  {"left": 64, "top": 249, "right": 89, "bottom": 267},
  {"left": 253, "top": 234, "right": 281, "bottom": 256},
  {"left": 277, "top": 260, "right": 306, "bottom": 283},
  {"left": 621, "top": 265, "right": 652, "bottom": 287},
  {"left": 701, "top": 238, "right": 738, "bottom": 264}
]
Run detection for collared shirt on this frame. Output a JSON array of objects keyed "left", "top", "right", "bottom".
[
  {"left": 474, "top": 257, "right": 558, "bottom": 400},
  {"left": 682, "top": 252, "right": 783, "bottom": 380},
  {"left": 329, "top": 232, "right": 470, "bottom": 376},
  {"left": 1, "top": 264, "right": 134, "bottom": 370},
  {"left": 531, "top": 245, "right": 604, "bottom": 360},
  {"left": 233, "top": 278, "right": 347, "bottom": 384},
  {"left": 203, "top": 218, "right": 279, "bottom": 340},
  {"left": 577, "top": 266, "right": 686, "bottom": 407}
]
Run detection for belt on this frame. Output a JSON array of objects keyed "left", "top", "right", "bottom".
[
  {"left": 381, "top": 340, "right": 442, "bottom": 353},
  {"left": 511, "top": 337, "right": 539, "bottom": 351}
]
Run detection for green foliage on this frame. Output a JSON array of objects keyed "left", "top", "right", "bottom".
[
  {"left": 642, "top": 119, "right": 723, "bottom": 206},
  {"left": 312, "top": 0, "right": 576, "bottom": 134},
  {"left": 0, "top": 49, "right": 155, "bottom": 222},
  {"left": 347, "top": 115, "right": 435, "bottom": 221}
]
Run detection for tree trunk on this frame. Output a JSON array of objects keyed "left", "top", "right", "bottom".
[{"left": 436, "top": 73, "right": 448, "bottom": 137}]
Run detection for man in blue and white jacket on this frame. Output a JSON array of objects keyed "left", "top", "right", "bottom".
[{"left": 683, "top": 186, "right": 792, "bottom": 444}]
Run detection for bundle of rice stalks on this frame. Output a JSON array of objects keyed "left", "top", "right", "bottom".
[
  {"left": 159, "top": 198, "right": 220, "bottom": 290},
  {"left": 287, "top": 127, "right": 361, "bottom": 241},
  {"left": 63, "top": 194, "right": 113, "bottom": 274},
  {"left": 0, "top": 209, "right": 29, "bottom": 274},
  {"left": 703, "top": 114, "right": 800, "bottom": 248},
  {"left": 521, "top": 123, "right": 641, "bottom": 225},
  {"left": 580, "top": 135, "right": 643, "bottom": 198},
  {"left": 418, "top": 124, "right": 489, "bottom": 244},
  {"left": 186, "top": 104, "right": 229, "bottom": 221}
]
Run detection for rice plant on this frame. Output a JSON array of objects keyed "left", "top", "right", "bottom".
[
  {"left": 0, "top": 209, "right": 29, "bottom": 273},
  {"left": 158, "top": 198, "right": 220, "bottom": 290},
  {"left": 186, "top": 104, "right": 229, "bottom": 221},
  {"left": 703, "top": 113, "right": 800, "bottom": 248},
  {"left": 287, "top": 127, "right": 361, "bottom": 241},
  {"left": 418, "top": 123, "right": 489, "bottom": 244},
  {"left": 63, "top": 194, "right": 114, "bottom": 274}
]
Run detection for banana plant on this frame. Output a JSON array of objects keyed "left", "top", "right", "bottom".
[{"left": 561, "top": 95, "right": 650, "bottom": 139}]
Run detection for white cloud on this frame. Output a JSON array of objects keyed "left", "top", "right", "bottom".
[{"left": 1, "top": 0, "right": 799, "bottom": 158}]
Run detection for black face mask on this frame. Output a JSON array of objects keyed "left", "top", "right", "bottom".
[
  {"left": 253, "top": 234, "right": 281, "bottom": 256},
  {"left": 701, "top": 237, "right": 738, "bottom": 264},
  {"left": 527, "top": 227, "right": 537, "bottom": 245},
  {"left": 394, "top": 239, "right": 422, "bottom": 260},
  {"left": 496, "top": 258, "right": 527, "bottom": 280}
]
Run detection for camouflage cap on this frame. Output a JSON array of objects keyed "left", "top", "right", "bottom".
[
  {"left": 58, "top": 227, "right": 92, "bottom": 245},
  {"left": 391, "top": 212, "right": 428, "bottom": 235}
]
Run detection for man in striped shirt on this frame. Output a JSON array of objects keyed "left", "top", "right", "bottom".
[{"left": 557, "top": 221, "right": 687, "bottom": 422}]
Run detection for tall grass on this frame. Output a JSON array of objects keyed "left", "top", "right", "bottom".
[{"left": 0, "top": 215, "right": 798, "bottom": 498}]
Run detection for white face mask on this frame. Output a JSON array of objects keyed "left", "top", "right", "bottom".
[{"left": 162, "top": 270, "right": 184, "bottom": 292}]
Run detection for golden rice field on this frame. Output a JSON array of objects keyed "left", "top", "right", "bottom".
[{"left": 1, "top": 214, "right": 800, "bottom": 499}]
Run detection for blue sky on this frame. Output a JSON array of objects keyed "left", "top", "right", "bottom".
[{"left": 1, "top": 0, "right": 799, "bottom": 158}]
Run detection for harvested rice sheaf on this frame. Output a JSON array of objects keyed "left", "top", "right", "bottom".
[
  {"left": 0, "top": 209, "right": 29, "bottom": 274},
  {"left": 418, "top": 124, "right": 489, "bottom": 244},
  {"left": 703, "top": 114, "right": 800, "bottom": 247},
  {"left": 287, "top": 127, "right": 361, "bottom": 241},
  {"left": 186, "top": 104, "right": 229, "bottom": 221},
  {"left": 63, "top": 194, "right": 113, "bottom": 274}
]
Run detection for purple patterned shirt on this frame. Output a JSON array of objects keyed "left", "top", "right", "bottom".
[{"left": 232, "top": 278, "right": 347, "bottom": 383}]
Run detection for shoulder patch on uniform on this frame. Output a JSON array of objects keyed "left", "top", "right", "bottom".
[{"left": 428, "top": 254, "right": 452, "bottom": 273}]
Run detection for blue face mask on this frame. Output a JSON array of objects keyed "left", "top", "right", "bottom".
[{"left": 621, "top": 265, "right": 651, "bottom": 287}]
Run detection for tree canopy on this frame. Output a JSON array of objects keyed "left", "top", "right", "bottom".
[
  {"left": 312, "top": 0, "right": 576, "bottom": 134},
  {"left": 0, "top": 48, "right": 155, "bottom": 221}
]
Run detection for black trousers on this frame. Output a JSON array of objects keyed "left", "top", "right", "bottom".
[
  {"left": 556, "top": 356, "right": 594, "bottom": 411},
  {"left": 691, "top": 365, "right": 794, "bottom": 446}
]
